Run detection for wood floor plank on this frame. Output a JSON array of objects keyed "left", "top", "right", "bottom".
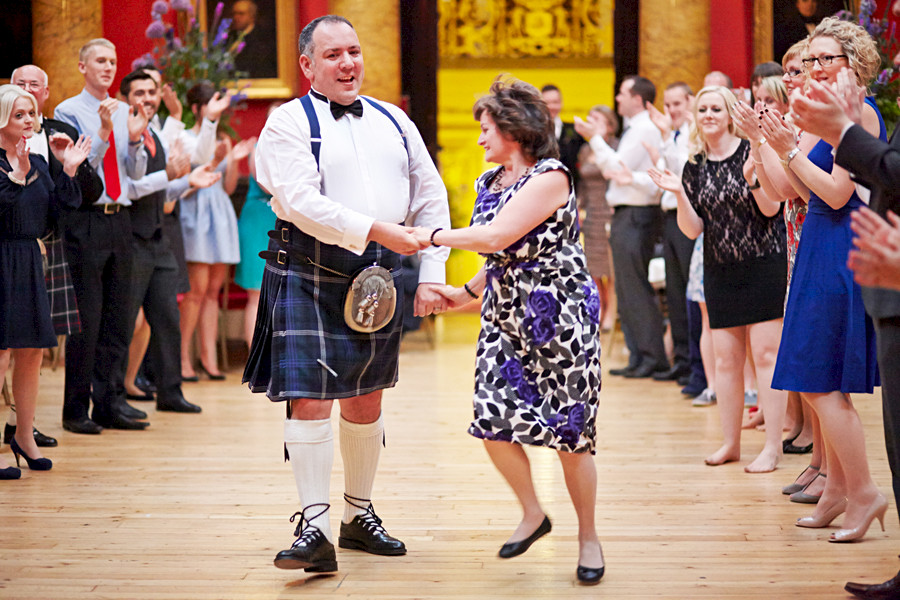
[{"left": 0, "top": 336, "right": 893, "bottom": 598}]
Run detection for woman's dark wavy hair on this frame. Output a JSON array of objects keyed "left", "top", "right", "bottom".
[{"left": 473, "top": 77, "right": 559, "bottom": 161}]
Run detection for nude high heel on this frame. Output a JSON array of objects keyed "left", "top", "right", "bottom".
[
  {"left": 795, "top": 497, "right": 847, "bottom": 529},
  {"left": 829, "top": 494, "right": 888, "bottom": 543}
]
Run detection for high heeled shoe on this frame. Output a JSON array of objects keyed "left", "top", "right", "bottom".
[
  {"left": 197, "top": 362, "right": 226, "bottom": 381},
  {"left": 830, "top": 494, "right": 888, "bottom": 543},
  {"left": 796, "top": 497, "right": 847, "bottom": 528},
  {"left": 0, "top": 466, "right": 21, "bottom": 480},
  {"left": 10, "top": 438, "right": 52, "bottom": 471},
  {"left": 782, "top": 465, "right": 819, "bottom": 495}
]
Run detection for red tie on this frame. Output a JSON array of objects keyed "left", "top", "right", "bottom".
[
  {"left": 142, "top": 129, "right": 156, "bottom": 158},
  {"left": 103, "top": 129, "right": 122, "bottom": 202}
]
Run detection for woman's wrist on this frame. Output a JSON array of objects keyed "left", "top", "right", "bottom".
[
  {"left": 430, "top": 227, "right": 443, "bottom": 247},
  {"left": 463, "top": 282, "right": 478, "bottom": 299}
]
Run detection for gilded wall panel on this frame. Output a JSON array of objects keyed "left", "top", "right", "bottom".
[
  {"left": 332, "top": 0, "right": 401, "bottom": 104},
  {"left": 639, "top": 0, "right": 710, "bottom": 96}
]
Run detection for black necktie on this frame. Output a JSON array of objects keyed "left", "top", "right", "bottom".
[{"left": 330, "top": 99, "right": 363, "bottom": 120}]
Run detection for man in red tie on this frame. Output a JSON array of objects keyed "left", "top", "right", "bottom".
[{"left": 54, "top": 38, "right": 154, "bottom": 433}]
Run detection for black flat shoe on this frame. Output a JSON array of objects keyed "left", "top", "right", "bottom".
[
  {"left": 498, "top": 516, "right": 551, "bottom": 558},
  {"left": 4, "top": 424, "right": 58, "bottom": 447},
  {"left": 338, "top": 495, "right": 406, "bottom": 556},
  {"left": 577, "top": 564, "right": 605, "bottom": 585},
  {"left": 126, "top": 391, "right": 155, "bottom": 401},
  {"left": 784, "top": 441, "right": 813, "bottom": 454},
  {"left": 274, "top": 505, "right": 338, "bottom": 572},
  {"left": 62, "top": 417, "right": 103, "bottom": 435}
]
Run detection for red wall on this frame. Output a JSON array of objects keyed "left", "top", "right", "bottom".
[
  {"left": 709, "top": 0, "right": 754, "bottom": 88},
  {"left": 101, "top": 0, "right": 328, "bottom": 143}
]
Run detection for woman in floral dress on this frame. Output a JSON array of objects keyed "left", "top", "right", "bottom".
[{"left": 415, "top": 78, "right": 604, "bottom": 585}]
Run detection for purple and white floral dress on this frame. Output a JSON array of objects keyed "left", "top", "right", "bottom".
[{"left": 467, "top": 158, "right": 602, "bottom": 454}]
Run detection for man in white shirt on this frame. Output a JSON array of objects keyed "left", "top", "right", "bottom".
[
  {"left": 649, "top": 82, "right": 696, "bottom": 385},
  {"left": 246, "top": 15, "right": 450, "bottom": 573},
  {"left": 576, "top": 75, "right": 668, "bottom": 378}
]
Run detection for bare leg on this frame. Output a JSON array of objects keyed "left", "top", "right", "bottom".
[
  {"left": 699, "top": 302, "right": 716, "bottom": 391},
  {"left": 805, "top": 391, "right": 882, "bottom": 529},
  {"left": 180, "top": 263, "right": 210, "bottom": 378},
  {"left": 705, "top": 326, "right": 746, "bottom": 465},
  {"left": 11, "top": 348, "right": 45, "bottom": 460},
  {"left": 483, "top": 440, "right": 546, "bottom": 543},
  {"left": 0, "top": 350, "right": 13, "bottom": 469},
  {"left": 198, "top": 263, "right": 227, "bottom": 376},
  {"left": 125, "top": 309, "right": 150, "bottom": 397},
  {"left": 558, "top": 451, "right": 604, "bottom": 569},
  {"left": 243, "top": 289, "right": 261, "bottom": 349},
  {"left": 744, "top": 319, "right": 786, "bottom": 473}
]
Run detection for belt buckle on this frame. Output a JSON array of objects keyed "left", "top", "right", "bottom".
[
  {"left": 103, "top": 203, "right": 119, "bottom": 214},
  {"left": 281, "top": 228, "right": 289, "bottom": 243},
  {"left": 276, "top": 250, "right": 287, "bottom": 265}
]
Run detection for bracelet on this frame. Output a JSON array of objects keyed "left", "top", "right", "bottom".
[
  {"left": 779, "top": 147, "right": 800, "bottom": 167},
  {"left": 7, "top": 171, "right": 26, "bottom": 186},
  {"left": 752, "top": 159, "right": 763, "bottom": 165},
  {"left": 430, "top": 227, "right": 443, "bottom": 247},
  {"left": 463, "top": 283, "right": 478, "bottom": 299}
]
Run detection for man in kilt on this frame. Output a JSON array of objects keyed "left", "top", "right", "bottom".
[{"left": 244, "top": 15, "right": 450, "bottom": 572}]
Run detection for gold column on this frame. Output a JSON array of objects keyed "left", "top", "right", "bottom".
[
  {"left": 330, "top": 0, "right": 401, "bottom": 105},
  {"left": 32, "top": 0, "right": 103, "bottom": 115},
  {"left": 639, "top": 0, "right": 710, "bottom": 98}
]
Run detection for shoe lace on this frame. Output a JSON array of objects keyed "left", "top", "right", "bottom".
[
  {"left": 344, "top": 493, "right": 387, "bottom": 536},
  {"left": 288, "top": 503, "right": 330, "bottom": 547}
]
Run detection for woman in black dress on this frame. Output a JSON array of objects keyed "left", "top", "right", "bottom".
[{"left": 0, "top": 84, "right": 87, "bottom": 479}]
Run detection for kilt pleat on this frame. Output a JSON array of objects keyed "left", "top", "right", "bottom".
[{"left": 242, "top": 223, "right": 404, "bottom": 401}]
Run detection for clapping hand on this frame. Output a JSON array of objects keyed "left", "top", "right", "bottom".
[
  {"left": 161, "top": 83, "right": 183, "bottom": 122},
  {"left": 790, "top": 68, "right": 863, "bottom": 146},
  {"left": 12, "top": 135, "right": 30, "bottom": 180},
  {"left": 648, "top": 167, "right": 683, "bottom": 194},
  {"left": 187, "top": 163, "right": 222, "bottom": 189},
  {"left": 211, "top": 137, "right": 231, "bottom": 167},
  {"left": 574, "top": 111, "right": 607, "bottom": 141},
  {"left": 127, "top": 102, "right": 152, "bottom": 144},
  {"left": 206, "top": 90, "right": 233, "bottom": 122},
  {"left": 60, "top": 135, "right": 91, "bottom": 178},
  {"left": 732, "top": 100, "right": 764, "bottom": 143},
  {"left": 758, "top": 106, "right": 796, "bottom": 158},
  {"left": 848, "top": 207, "right": 900, "bottom": 291},
  {"left": 603, "top": 160, "right": 633, "bottom": 186},
  {"left": 97, "top": 97, "right": 118, "bottom": 142},
  {"left": 231, "top": 137, "right": 256, "bottom": 162},
  {"left": 647, "top": 103, "right": 672, "bottom": 138}
]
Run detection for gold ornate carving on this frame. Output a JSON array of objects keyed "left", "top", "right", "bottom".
[{"left": 438, "top": 0, "right": 613, "bottom": 60}]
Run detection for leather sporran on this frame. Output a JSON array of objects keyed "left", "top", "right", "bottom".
[{"left": 343, "top": 265, "right": 396, "bottom": 333}]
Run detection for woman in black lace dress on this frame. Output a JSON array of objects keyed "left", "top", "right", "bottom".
[{"left": 650, "top": 86, "right": 787, "bottom": 473}]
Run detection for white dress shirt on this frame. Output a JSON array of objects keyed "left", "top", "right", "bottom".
[
  {"left": 660, "top": 120, "right": 691, "bottom": 211},
  {"left": 26, "top": 115, "right": 49, "bottom": 161},
  {"left": 255, "top": 92, "right": 450, "bottom": 284},
  {"left": 588, "top": 109, "right": 662, "bottom": 208}
]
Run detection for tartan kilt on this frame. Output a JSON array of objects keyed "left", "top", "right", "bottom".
[
  {"left": 242, "top": 223, "right": 405, "bottom": 401},
  {"left": 42, "top": 230, "right": 81, "bottom": 336}
]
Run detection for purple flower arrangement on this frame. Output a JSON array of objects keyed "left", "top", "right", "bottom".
[
  {"left": 138, "top": 1, "right": 248, "bottom": 129},
  {"left": 836, "top": 0, "right": 899, "bottom": 132}
]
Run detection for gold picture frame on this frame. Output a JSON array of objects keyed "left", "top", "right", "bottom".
[
  {"left": 754, "top": 0, "right": 860, "bottom": 65},
  {"left": 200, "top": 0, "right": 297, "bottom": 99}
]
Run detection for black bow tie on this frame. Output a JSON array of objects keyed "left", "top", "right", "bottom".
[{"left": 330, "top": 99, "right": 363, "bottom": 119}]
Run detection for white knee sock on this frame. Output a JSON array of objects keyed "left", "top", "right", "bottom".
[
  {"left": 340, "top": 414, "right": 383, "bottom": 523},
  {"left": 284, "top": 418, "right": 334, "bottom": 542}
]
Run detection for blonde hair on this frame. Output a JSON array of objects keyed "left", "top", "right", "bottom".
[
  {"left": 760, "top": 75, "right": 789, "bottom": 109},
  {"left": 782, "top": 39, "right": 807, "bottom": 68},
  {"left": 79, "top": 38, "right": 116, "bottom": 63},
  {"left": 808, "top": 17, "right": 880, "bottom": 87},
  {"left": 0, "top": 84, "right": 39, "bottom": 131},
  {"left": 688, "top": 86, "right": 744, "bottom": 163}
]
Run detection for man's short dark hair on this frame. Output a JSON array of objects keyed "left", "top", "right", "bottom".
[
  {"left": 298, "top": 15, "right": 354, "bottom": 57},
  {"left": 120, "top": 69, "right": 157, "bottom": 97},
  {"left": 665, "top": 81, "right": 693, "bottom": 96},
  {"left": 540, "top": 84, "right": 560, "bottom": 94},
  {"left": 623, "top": 75, "right": 656, "bottom": 105}
]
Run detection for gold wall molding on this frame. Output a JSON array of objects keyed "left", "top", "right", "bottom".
[
  {"left": 639, "top": 0, "right": 710, "bottom": 96},
  {"left": 33, "top": 0, "right": 103, "bottom": 115},
  {"left": 332, "top": 0, "right": 401, "bottom": 105},
  {"left": 438, "top": 0, "right": 614, "bottom": 60}
]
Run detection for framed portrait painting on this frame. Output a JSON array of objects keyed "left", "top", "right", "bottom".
[
  {"left": 755, "top": 0, "right": 858, "bottom": 65},
  {"left": 201, "top": 0, "right": 298, "bottom": 98}
]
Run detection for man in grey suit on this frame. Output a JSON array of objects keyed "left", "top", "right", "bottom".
[{"left": 792, "top": 52, "right": 900, "bottom": 598}]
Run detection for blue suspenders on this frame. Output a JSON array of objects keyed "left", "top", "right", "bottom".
[{"left": 298, "top": 93, "right": 409, "bottom": 169}]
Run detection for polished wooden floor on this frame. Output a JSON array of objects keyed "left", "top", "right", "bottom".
[{"left": 0, "top": 329, "right": 895, "bottom": 599}]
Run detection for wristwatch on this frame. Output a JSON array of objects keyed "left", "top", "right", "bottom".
[{"left": 780, "top": 147, "right": 800, "bottom": 167}]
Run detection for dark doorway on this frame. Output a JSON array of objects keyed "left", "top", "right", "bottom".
[{"left": 400, "top": 0, "right": 439, "bottom": 161}]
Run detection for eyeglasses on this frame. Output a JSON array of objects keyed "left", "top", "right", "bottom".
[
  {"left": 784, "top": 68, "right": 804, "bottom": 78},
  {"left": 801, "top": 54, "right": 848, "bottom": 68}
]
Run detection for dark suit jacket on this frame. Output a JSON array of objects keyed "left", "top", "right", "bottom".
[
  {"left": 42, "top": 117, "right": 103, "bottom": 205},
  {"left": 558, "top": 122, "right": 585, "bottom": 189},
  {"left": 834, "top": 123, "right": 900, "bottom": 319}
]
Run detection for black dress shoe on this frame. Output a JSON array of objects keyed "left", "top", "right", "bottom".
[
  {"left": 681, "top": 381, "right": 706, "bottom": 396},
  {"left": 339, "top": 507, "right": 406, "bottom": 556},
  {"left": 651, "top": 364, "right": 688, "bottom": 381},
  {"left": 577, "top": 564, "right": 605, "bottom": 585},
  {"left": 274, "top": 529, "right": 338, "bottom": 572},
  {"left": 498, "top": 516, "right": 551, "bottom": 558},
  {"left": 126, "top": 391, "right": 154, "bottom": 401},
  {"left": 115, "top": 402, "right": 148, "bottom": 421},
  {"left": 845, "top": 569, "right": 900, "bottom": 599},
  {"left": 62, "top": 417, "right": 103, "bottom": 435},
  {"left": 134, "top": 373, "right": 157, "bottom": 394},
  {"left": 624, "top": 363, "right": 664, "bottom": 379},
  {"left": 609, "top": 365, "right": 638, "bottom": 376},
  {"left": 93, "top": 414, "right": 149, "bottom": 430},
  {"left": 157, "top": 394, "right": 202, "bottom": 413},
  {"left": 4, "top": 424, "right": 58, "bottom": 447}
]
